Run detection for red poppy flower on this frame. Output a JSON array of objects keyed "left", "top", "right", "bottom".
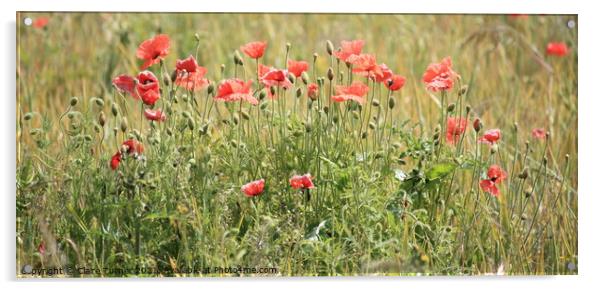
[
  {"left": 508, "top": 14, "right": 528, "bottom": 19},
  {"left": 307, "top": 83, "right": 319, "bottom": 100},
  {"left": 532, "top": 128, "right": 547, "bottom": 139},
  {"left": 258, "top": 63, "right": 271, "bottom": 77},
  {"left": 480, "top": 164, "right": 507, "bottom": 197},
  {"left": 261, "top": 68, "right": 293, "bottom": 89},
  {"left": 112, "top": 74, "right": 138, "bottom": 99},
  {"left": 122, "top": 139, "right": 144, "bottom": 155},
  {"left": 175, "top": 55, "right": 209, "bottom": 91},
  {"left": 241, "top": 179, "right": 265, "bottom": 197},
  {"left": 546, "top": 42, "right": 569, "bottom": 57},
  {"left": 332, "top": 82, "right": 369, "bottom": 104},
  {"left": 422, "top": 56, "right": 459, "bottom": 92},
  {"left": 287, "top": 60, "right": 309, "bottom": 78},
  {"left": 241, "top": 41, "right": 267, "bottom": 59},
  {"left": 144, "top": 109, "right": 166, "bottom": 122},
  {"left": 446, "top": 117, "right": 468, "bottom": 144},
  {"left": 374, "top": 64, "right": 393, "bottom": 83},
  {"left": 38, "top": 241, "right": 46, "bottom": 255},
  {"left": 136, "top": 34, "right": 170, "bottom": 70},
  {"left": 333, "top": 39, "right": 365, "bottom": 63},
  {"left": 32, "top": 17, "right": 49, "bottom": 29},
  {"left": 385, "top": 74, "right": 406, "bottom": 91},
  {"left": 348, "top": 54, "right": 383, "bottom": 79},
  {"left": 136, "top": 71, "right": 161, "bottom": 106},
  {"left": 478, "top": 129, "right": 502, "bottom": 146},
  {"left": 215, "top": 79, "right": 258, "bottom": 105},
  {"left": 110, "top": 152, "right": 122, "bottom": 170},
  {"left": 289, "top": 174, "right": 315, "bottom": 190}
]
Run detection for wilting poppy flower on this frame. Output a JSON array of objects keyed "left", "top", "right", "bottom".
[
  {"left": 241, "top": 41, "right": 267, "bottom": 59},
  {"left": 241, "top": 179, "right": 265, "bottom": 197},
  {"left": 546, "top": 42, "right": 569, "bottom": 57},
  {"left": 479, "top": 129, "right": 502, "bottom": 146},
  {"left": 333, "top": 39, "right": 365, "bottom": 63},
  {"left": 261, "top": 68, "right": 293, "bottom": 89},
  {"left": 374, "top": 64, "right": 393, "bottom": 83},
  {"left": 479, "top": 164, "right": 507, "bottom": 197},
  {"left": 446, "top": 117, "right": 468, "bottom": 144},
  {"left": 385, "top": 74, "right": 406, "bottom": 91},
  {"left": 136, "top": 34, "right": 170, "bottom": 70},
  {"left": 144, "top": 109, "right": 166, "bottom": 122},
  {"left": 215, "top": 78, "right": 258, "bottom": 105},
  {"left": 289, "top": 174, "right": 315, "bottom": 189},
  {"left": 349, "top": 54, "right": 383, "bottom": 79},
  {"left": 112, "top": 74, "right": 138, "bottom": 99},
  {"left": 122, "top": 139, "right": 144, "bottom": 155},
  {"left": 332, "top": 82, "right": 369, "bottom": 104},
  {"left": 422, "top": 57, "right": 459, "bottom": 92},
  {"left": 110, "top": 152, "right": 122, "bottom": 170},
  {"left": 287, "top": 60, "right": 309, "bottom": 78},
  {"left": 32, "top": 17, "right": 49, "bottom": 29},
  {"left": 136, "top": 71, "right": 161, "bottom": 106},
  {"left": 307, "top": 83, "right": 319, "bottom": 101},
  {"left": 532, "top": 128, "right": 547, "bottom": 139},
  {"left": 175, "top": 55, "right": 209, "bottom": 91}
]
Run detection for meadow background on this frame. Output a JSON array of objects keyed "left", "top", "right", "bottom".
[{"left": 16, "top": 13, "right": 577, "bottom": 276}]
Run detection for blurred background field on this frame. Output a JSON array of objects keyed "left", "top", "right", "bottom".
[{"left": 16, "top": 13, "right": 577, "bottom": 276}]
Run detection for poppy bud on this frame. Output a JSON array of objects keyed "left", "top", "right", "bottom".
[
  {"left": 326, "top": 40, "right": 334, "bottom": 55},
  {"left": 286, "top": 42, "right": 291, "bottom": 52},
  {"left": 230, "top": 139, "right": 238, "bottom": 148},
  {"left": 69, "top": 97, "right": 79, "bottom": 107},
  {"left": 163, "top": 72, "right": 171, "bottom": 86},
  {"left": 296, "top": 87, "right": 303, "bottom": 98},
  {"left": 120, "top": 117, "right": 128, "bottom": 133},
  {"left": 259, "top": 90, "right": 267, "bottom": 101},
  {"left": 182, "top": 95, "right": 189, "bottom": 103},
  {"left": 287, "top": 73, "right": 295, "bottom": 84},
  {"left": 98, "top": 111, "right": 106, "bottom": 127},
  {"left": 447, "top": 103, "right": 455, "bottom": 113},
  {"left": 388, "top": 97, "right": 395, "bottom": 109},
  {"left": 543, "top": 157, "right": 548, "bottom": 165},
  {"left": 313, "top": 53, "right": 318, "bottom": 63},
  {"left": 301, "top": 72, "right": 309, "bottom": 85},
  {"left": 432, "top": 132, "right": 440, "bottom": 141},
  {"left": 361, "top": 131, "right": 368, "bottom": 139},
  {"left": 94, "top": 124, "right": 101, "bottom": 133},
  {"left": 234, "top": 50, "right": 243, "bottom": 65},
  {"left": 166, "top": 128, "right": 173, "bottom": 136},
  {"left": 194, "top": 33, "right": 200, "bottom": 41},
  {"left": 207, "top": 82, "right": 215, "bottom": 95},
  {"left": 241, "top": 110, "right": 250, "bottom": 120},
  {"left": 473, "top": 118, "right": 482, "bottom": 132},
  {"left": 323, "top": 106, "right": 329, "bottom": 114},
  {"left": 326, "top": 67, "right": 334, "bottom": 81},
  {"left": 111, "top": 102, "right": 119, "bottom": 117},
  {"left": 459, "top": 85, "right": 468, "bottom": 96},
  {"left": 372, "top": 99, "right": 380, "bottom": 107},
  {"left": 84, "top": 135, "right": 93, "bottom": 142},
  {"left": 333, "top": 115, "right": 339, "bottom": 124},
  {"left": 112, "top": 127, "right": 118, "bottom": 136},
  {"left": 188, "top": 118, "right": 195, "bottom": 130},
  {"left": 518, "top": 167, "right": 529, "bottom": 179},
  {"left": 434, "top": 124, "right": 441, "bottom": 133},
  {"left": 94, "top": 98, "right": 105, "bottom": 107},
  {"left": 67, "top": 112, "right": 76, "bottom": 119},
  {"left": 352, "top": 111, "right": 360, "bottom": 119},
  {"left": 232, "top": 114, "right": 239, "bottom": 125},
  {"left": 260, "top": 102, "right": 268, "bottom": 110},
  {"left": 270, "top": 86, "right": 276, "bottom": 96},
  {"left": 23, "top": 112, "right": 34, "bottom": 121},
  {"left": 305, "top": 123, "right": 312, "bottom": 132},
  {"left": 369, "top": 122, "right": 376, "bottom": 130},
  {"left": 220, "top": 64, "right": 226, "bottom": 75},
  {"left": 465, "top": 105, "right": 471, "bottom": 114}
]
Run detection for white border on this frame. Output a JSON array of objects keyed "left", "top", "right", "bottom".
[{"left": 2, "top": 1, "right": 600, "bottom": 289}]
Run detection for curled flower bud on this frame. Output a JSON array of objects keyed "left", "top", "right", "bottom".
[{"left": 70, "top": 97, "right": 79, "bottom": 107}]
